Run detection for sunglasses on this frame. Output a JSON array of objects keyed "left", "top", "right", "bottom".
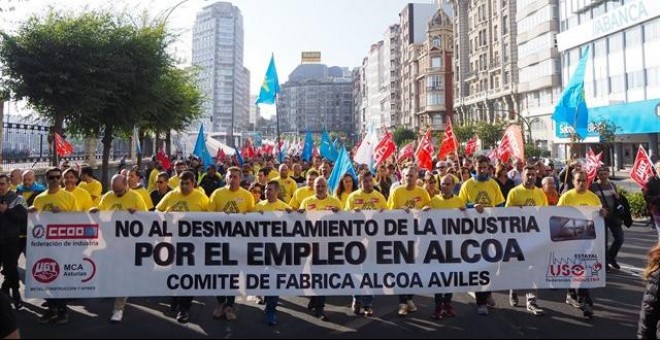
[{"left": 47, "top": 175, "right": 62, "bottom": 180}]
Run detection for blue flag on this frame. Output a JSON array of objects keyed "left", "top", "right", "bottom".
[
  {"left": 552, "top": 45, "right": 590, "bottom": 139},
  {"left": 302, "top": 132, "right": 313, "bottom": 161},
  {"left": 320, "top": 129, "right": 338, "bottom": 162},
  {"left": 327, "top": 147, "right": 358, "bottom": 194},
  {"left": 193, "top": 124, "right": 214, "bottom": 168},
  {"left": 233, "top": 146, "right": 244, "bottom": 166},
  {"left": 133, "top": 128, "right": 141, "bottom": 156},
  {"left": 255, "top": 54, "right": 281, "bottom": 105}
]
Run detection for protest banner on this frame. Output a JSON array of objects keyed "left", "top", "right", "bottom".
[{"left": 26, "top": 207, "right": 605, "bottom": 298}]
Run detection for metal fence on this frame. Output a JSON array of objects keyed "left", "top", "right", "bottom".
[{"left": 1, "top": 122, "right": 133, "bottom": 169}]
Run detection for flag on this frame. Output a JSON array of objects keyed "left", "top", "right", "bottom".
[
  {"left": 354, "top": 127, "right": 376, "bottom": 169},
  {"left": 193, "top": 124, "right": 214, "bottom": 168},
  {"left": 233, "top": 146, "right": 244, "bottom": 166},
  {"left": 327, "top": 147, "right": 358, "bottom": 194},
  {"left": 54, "top": 132, "right": 74, "bottom": 157},
  {"left": 255, "top": 54, "right": 281, "bottom": 105},
  {"left": 302, "top": 132, "right": 314, "bottom": 161},
  {"left": 157, "top": 144, "right": 171, "bottom": 171},
  {"left": 437, "top": 118, "right": 458, "bottom": 160},
  {"left": 216, "top": 147, "right": 226, "bottom": 162},
  {"left": 631, "top": 145, "right": 655, "bottom": 188},
  {"left": 503, "top": 125, "right": 525, "bottom": 161},
  {"left": 585, "top": 147, "right": 604, "bottom": 186},
  {"left": 133, "top": 128, "right": 141, "bottom": 156},
  {"left": 552, "top": 45, "right": 590, "bottom": 139},
  {"left": 241, "top": 138, "right": 255, "bottom": 159},
  {"left": 397, "top": 141, "right": 415, "bottom": 162},
  {"left": 374, "top": 131, "right": 396, "bottom": 167},
  {"left": 496, "top": 135, "right": 511, "bottom": 164},
  {"left": 464, "top": 135, "right": 478, "bottom": 156},
  {"left": 415, "top": 130, "right": 434, "bottom": 171},
  {"left": 320, "top": 129, "right": 338, "bottom": 162}
]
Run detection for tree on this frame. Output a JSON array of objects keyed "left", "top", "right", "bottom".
[
  {"left": 594, "top": 119, "right": 620, "bottom": 171},
  {"left": 454, "top": 124, "right": 476, "bottom": 144},
  {"left": 475, "top": 121, "right": 505, "bottom": 149},
  {"left": 392, "top": 127, "right": 416, "bottom": 147},
  {"left": 0, "top": 11, "right": 175, "bottom": 187}
]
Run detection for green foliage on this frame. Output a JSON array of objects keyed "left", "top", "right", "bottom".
[
  {"left": 475, "top": 122, "right": 505, "bottom": 149},
  {"left": 594, "top": 119, "right": 619, "bottom": 144},
  {"left": 392, "top": 127, "right": 416, "bottom": 147},
  {"left": 454, "top": 124, "right": 475, "bottom": 144},
  {"left": 623, "top": 191, "right": 648, "bottom": 218},
  {"left": 525, "top": 145, "right": 548, "bottom": 158}
]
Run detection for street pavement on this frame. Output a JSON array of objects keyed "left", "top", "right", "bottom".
[{"left": 11, "top": 218, "right": 656, "bottom": 339}]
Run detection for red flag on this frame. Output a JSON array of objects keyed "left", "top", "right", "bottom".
[
  {"left": 496, "top": 134, "right": 511, "bottom": 163},
  {"left": 54, "top": 132, "right": 74, "bottom": 157},
  {"left": 415, "top": 130, "right": 434, "bottom": 171},
  {"left": 262, "top": 144, "right": 273, "bottom": 155},
  {"left": 437, "top": 118, "right": 458, "bottom": 160},
  {"left": 241, "top": 138, "right": 255, "bottom": 159},
  {"left": 464, "top": 135, "right": 478, "bottom": 156},
  {"left": 584, "top": 147, "right": 604, "bottom": 186},
  {"left": 216, "top": 147, "right": 226, "bottom": 162},
  {"left": 493, "top": 125, "right": 524, "bottom": 164},
  {"left": 374, "top": 131, "right": 396, "bottom": 167},
  {"left": 397, "top": 141, "right": 415, "bottom": 162},
  {"left": 157, "top": 144, "right": 171, "bottom": 171},
  {"left": 631, "top": 145, "right": 655, "bottom": 188}
]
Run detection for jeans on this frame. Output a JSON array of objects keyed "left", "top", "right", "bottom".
[
  {"left": 606, "top": 220, "right": 624, "bottom": 262},
  {"left": 653, "top": 214, "right": 660, "bottom": 239},
  {"left": 353, "top": 295, "right": 374, "bottom": 307},
  {"left": 434, "top": 293, "right": 453, "bottom": 304},
  {"left": 264, "top": 296, "right": 279, "bottom": 314}
]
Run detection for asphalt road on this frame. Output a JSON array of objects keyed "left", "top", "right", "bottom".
[{"left": 9, "top": 219, "right": 656, "bottom": 339}]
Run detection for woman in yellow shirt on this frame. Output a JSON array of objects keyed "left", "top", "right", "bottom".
[{"left": 334, "top": 174, "right": 357, "bottom": 208}]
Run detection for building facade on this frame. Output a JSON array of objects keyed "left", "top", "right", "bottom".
[
  {"left": 192, "top": 2, "right": 249, "bottom": 137},
  {"left": 556, "top": 0, "right": 660, "bottom": 165},
  {"left": 414, "top": 9, "right": 455, "bottom": 131},
  {"left": 451, "top": 0, "right": 520, "bottom": 126},
  {"left": 277, "top": 64, "right": 355, "bottom": 138},
  {"left": 517, "top": 0, "right": 562, "bottom": 151}
]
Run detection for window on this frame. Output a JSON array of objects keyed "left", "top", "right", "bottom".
[
  {"left": 427, "top": 92, "right": 445, "bottom": 106},
  {"left": 503, "top": 16, "right": 508, "bottom": 35},
  {"left": 432, "top": 37, "right": 442, "bottom": 48},
  {"left": 431, "top": 57, "right": 442, "bottom": 68},
  {"left": 427, "top": 75, "right": 444, "bottom": 89}
]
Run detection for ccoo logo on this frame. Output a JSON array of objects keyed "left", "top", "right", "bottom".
[
  {"left": 32, "top": 258, "right": 60, "bottom": 283},
  {"left": 32, "top": 225, "right": 45, "bottom": 239}
]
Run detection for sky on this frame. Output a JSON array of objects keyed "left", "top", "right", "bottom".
[{"left": 0, "top": 0, "right": 440, "bottom": 118}]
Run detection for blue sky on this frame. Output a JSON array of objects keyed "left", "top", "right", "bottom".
[{"left": 2, "top": 0, "right": 439, "bottom": 117}]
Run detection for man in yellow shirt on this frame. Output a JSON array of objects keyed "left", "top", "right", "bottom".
[
  {"left": 155, "top": 171, "right": 208, "bottom": 324},
  {"left": 146, "top": 160, "right": 162, "bottom": 193},
  {"left": 458, "top": 155, "right": 505, "bottom": 316},
  {"left": 299, "top": 176, "right": 340, "bottom": 321},
  {"left": 91, "top": 174, "right": 147, "bottom": 323},
  {"left": 289, "top": 169, "right": 318, "bottom": 209},
  {"left": 558, "top": 169, "right": 607, "bottom": 319},
  {"left": 252, "top": 180, "right": 291, "bottom": 326},
  {"left": 274, "top": 164, "right": 298, "bottom": 204},
  {"left": 423, "top": 174, "right": 466, "bottom": 319},
  {"left": 505, "top": 166, "right": 547, "bottom": 316},
  {"left": 128, "top": 167, "right": 154, "bottom": 210},
  {"left": 387, "top": 166, "right": 429, "bottom": 317},
  {"left": 63, "top": 168, "right": 94, "bottom": 211},
  {"left": 168, "top": 161, "right": 187, "bottom": 189},
  {"left": 208, "top": 166, "right": 255, "bottom": 321},
  {"left": 345, "top": 171, "right": 387, "bottom": 317},
  {"left": 8, "top": 169, "right": 21, "bottom": 192},
  {"left": 30, "top": 167, "right": 77, "bottom": 325},
  {"left": 79, "top": 166, "right": 103, "bottom": 206}
]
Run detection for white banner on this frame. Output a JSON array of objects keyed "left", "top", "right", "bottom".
[{"left": 26, "top": 207, "right": 606, "bottom": 298}]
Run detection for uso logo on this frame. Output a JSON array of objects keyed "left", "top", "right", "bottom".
[{"left": 32, "top": 258, "right": 60, "bottom": 283}]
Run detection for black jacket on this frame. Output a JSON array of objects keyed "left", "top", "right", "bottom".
[
  {"left": 639, "top": 269, "right": 660, "bottom": 339},
  {"left": 0, "top": 191, "right": 27, "bottom": 242}
]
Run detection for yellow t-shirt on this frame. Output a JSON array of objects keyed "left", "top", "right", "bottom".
[
  {"left": 557, "top": 189, "right": 602, "bottom": 207},
  {"left": 387, "top": 186, "right": 431, "bottom": 209},
  {"left": 79, "top": 179, "right": 103, "bottom": 206},
  {"left": 33, "top": 190, "right": 78, "bottom": 212},
  {"left": 267, "top": 169, "right": 279, "bottom": 181},
  {"left": 458, "top": 178, "right": 505, "bottom": 207},
  {"left": 300, "top": 195, "right": 342, "bottom": 211},
  {"left": 147, "top": 168, "right": 160, "bottom": 193},
  {"left": 98, "top": 190, "right": 148, "bottom": 211},
  {"left": 68, "top": 187, "right": 94, "bottom": 211},
  {"left": 506, "top": 185, "right": 548, "bottom": 207},
  {"left": 345, "top": 189, "right": 388, "bottom": 210},
  {"left": 274, "top": 176, "right": 298, "bottom": 204},
  {"left": 156, "top": 190, "right": 209, "bottom": 212},
  {"left": 336, "top": 191, "right": 353, "bottom": 208},
  {"left": 254, "top": 199, "right": 291, "bottom": 212},
  {"left": 209, "top": 187, "right": 255, "bottom": 213},
  {"left": 168, "top": 175, "right": 180, "bottom": 189},
  {"left": 429, "top": 195, "right": 466, "bottom": 209},
  {"left": 289, "top": 186, "right": 315, "bottom": 209},
  {"left": 132, "top": 187, "right": 154, "bottom": 210}
]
